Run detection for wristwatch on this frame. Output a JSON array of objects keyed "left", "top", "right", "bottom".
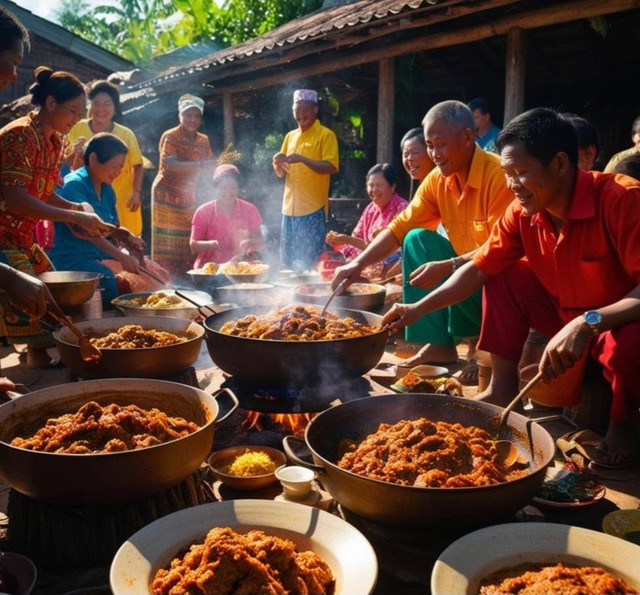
[{"left": 583, "top": 310, "right": 603, "bottom": 335}]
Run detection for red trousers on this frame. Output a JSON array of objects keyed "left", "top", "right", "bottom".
[{"left": 478, "top": 260, "right": 640, "bottom": 425}]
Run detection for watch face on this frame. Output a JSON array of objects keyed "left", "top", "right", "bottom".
[{"left": 585, "top": 311, "right": 602, "bottom": 325}]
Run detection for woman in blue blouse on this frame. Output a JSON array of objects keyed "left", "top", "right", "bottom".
[{"left": 49, "top": 133, "right": 169, "bottom": 304}]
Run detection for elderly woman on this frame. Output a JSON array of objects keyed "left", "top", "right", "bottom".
[
  {"left": 190, "top": 164, "right": 264, "bottom": 268},
  {"left": 66, "top": 80, "right": 145, "bottom": 235},
  {"left": 49, "top": 133, "right": 170, "bottom": 305},
  {"left": 151, "top": 94, "right": 216, "bottom": 275},
  {"left": 400, "top": 127, "right": 436, "bottom": 191},
  {"left": 326, "top": 164, "right": 407, "bottom": 265},
  {"left": 0, "top": 66, "right": 113, "bottom": 367}
]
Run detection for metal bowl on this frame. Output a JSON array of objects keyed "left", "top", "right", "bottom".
[
  {"left": 294, "top": 282, "right": 386, "bottom": 312},
  {"left": 54, "top": 316, "right": 204, "bottom": 379},
  {"left": 207, "top": 445, "right": 287, "bottom": 491},
  {"left": 111, "top": 289, "right": 211, "bottom": 320},
  {"left": 0, "top": 551, "right": 37, "bottom": 595},
  {"left": 221, "top": 263, "right": 270, "bottom": 284},
  {"left": 186, "top": 269, "right": 227, "bottom": 289},
  {"left": 110, "top": 500, "right": 378, "bottom": 595},
  {"left": 39, "top": 271, "right": 103, "bottom": 312}
]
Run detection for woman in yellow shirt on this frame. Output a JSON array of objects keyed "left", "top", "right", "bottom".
[{"left": 67, "top": 80, "right": 144, "bottom": 235}]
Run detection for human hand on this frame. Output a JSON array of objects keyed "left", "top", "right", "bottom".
[
  {"left": 119, "top": 252, "right": 140, "bottom": 274},
  {"left": 325, "top": 231, "right": 346, "bottom": 246},
  {"left": 538, "top": 317, "right": 591, "bottom": 382},
  {"left": 73, "top": 136, "right": 86, "bottom": 157},
  {"left": 331, "top": 260, "right": 363, "bottom": 290},
  {"left": 127, "top": 232, "right": 146, "bottom": 252},
  {"left": 285, "top": 153, "right": 305, "bottom": 164},
  {"left": 5, "top": 269, "right": 50, "bottom": 319},
  {"left": 381, "top": 303, "right": 421, "bottom": 334},
  {"left": 409, "top": 259, "right": 451, "bottom": 289},
  {"left": 126, "top": 191, "right": 141, "bottom": 211},
  {"left": 76, "top": 212, "right": 117, "bottom": 237},
  {"left": 0, "top": 376, "right": 16, "bottom": 393}
]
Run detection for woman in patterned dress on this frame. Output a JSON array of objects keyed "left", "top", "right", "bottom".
[
  {"left": 151, "top": 94, "right": 216, "bottom": 275},
  {"left": 0, "top": 66, "right": 113, "bottom": 367}
]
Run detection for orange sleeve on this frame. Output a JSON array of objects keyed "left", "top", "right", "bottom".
[
  {"left": 386, "top": 175, "right": 441, "bottom": 244},
  {"left": 473, "top": 202, "right": 525, "bottom": 276}
]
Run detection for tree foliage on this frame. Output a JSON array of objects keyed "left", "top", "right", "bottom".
[{"left": 56, "top": 0, "right": 322, "bottom": 65}]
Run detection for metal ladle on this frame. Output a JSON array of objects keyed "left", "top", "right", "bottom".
[
  {"left": 495, "top": 370, "right": 544, "bottom": 468},
  {"left": 320, "top": 278, "right": 348, "bottom": 316},
  {"left": 46, "top": 298, "right": 102, "bottom": 362}
]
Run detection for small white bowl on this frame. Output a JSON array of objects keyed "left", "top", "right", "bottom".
[{"left": 275, "top": 465, "right": 316, "bottom": 500}]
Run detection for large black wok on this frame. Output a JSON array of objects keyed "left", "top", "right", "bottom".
[
  {"left": 284, "top": 393, "right": 555, "bottom": 529},
  {"left": 0, "top": 379, "right": 238, "bottom": 503},
  {"left": 203, "top": 305, "right": 388, "bottom": 387}
]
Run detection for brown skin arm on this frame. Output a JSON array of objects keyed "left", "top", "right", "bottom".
[
  {"left": 382, "top": 260, "right": 488, "bottom": 332},
  {"left": 409, "top": 249, "right": 479, "bottom": 289},
  {"left": 1, "top": 186, "right": 115, "bottom": 236},
  {"left": 331, "top": 229, "right": 400, "bottom": 289},
  {"left": 539, "top": 286, "right": 640, "bottom": 381},
  {"left": 326, "top": 230, "right": 367, "bottom": 251},
  {"left": 0, "top": 263, "right": 50, "bottom": 319}
]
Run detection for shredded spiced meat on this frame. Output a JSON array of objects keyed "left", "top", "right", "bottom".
[
  {"left": 219, "top": 304, "right": 377, "bottom": 341},
  {"left": 338, "top": 417, "right": 525, "bottom": 487},
  {"left": 151, "top": 527, "right": 335, "bottom": 595},
  {"left": 11, "top": 401, "right": 199, "bottom": 453},
  {"left": 480, "top": 562, "right": 638, "bottom": 594},
  {"left": 88, "top": 324, "right": 190, "bottom": 348}
]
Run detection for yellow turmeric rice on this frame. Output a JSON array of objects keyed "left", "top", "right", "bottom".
[{"left": 226, "top": 451, "right": 277, "bottom": 477}]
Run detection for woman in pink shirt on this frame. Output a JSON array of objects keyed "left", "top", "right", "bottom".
[
  {"left": 326, "top": 163, "right": 407, "bottom": 261},
  {"left": 190, "top": 164, "right": 264, "bottom": 268}
]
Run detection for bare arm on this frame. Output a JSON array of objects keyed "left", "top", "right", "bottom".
[
  {"left": 331, "top": 229, "right": 400, "bottom": 288},
  {"left": 2, "top": 186, "right": 115, "bottom": 236},
  {"left": 0, "top": 263, "right": 50, "bottom": 318},
  {"left": 239, "top": 228, "right": 265, "bottom": 254},
  {"left": 539, "top": 285, "right": 640, "bottom": 381},
  {"left": 285, "top": 153, "right": 337, "bottom": 175},
  {"left": 190, "top": 238, "right": 219, "bottom": 255},
  {"left": 409, "top": 248, "right": 479, "bottom": 289},
  {"left": 326, "top": 231, "right": 367, "bottom": 251},
  {"left": 126, "top": 164, "right": 145, "bottom": 212},
  {"left": 382, "top": 261, "right": 488, "bottom": 332}
]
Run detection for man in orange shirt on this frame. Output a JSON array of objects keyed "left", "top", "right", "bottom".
[
  {"left": 383, "top": 108, "right": 640, "bottom": 469},
  {"left": 333, "top": 100, "right": 512, "bottom": 380}
]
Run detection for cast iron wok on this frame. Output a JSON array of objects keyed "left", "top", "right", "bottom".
[
  {"left": 284, "top": 393, "right": 555, "bottom": 529},
  {"left": 0, "top": 378, "right": 238, "bottom": 503},
  {"left": 202, "top": 305, "right": 388, "bottom": 387}
]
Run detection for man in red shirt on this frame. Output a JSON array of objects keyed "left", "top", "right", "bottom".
[{"left": 383, "top": 108, "right": 640, "bottom": 469}]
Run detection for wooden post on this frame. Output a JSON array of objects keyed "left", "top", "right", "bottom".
[
  {"left": 504, "top": 27, "right": 527, "bottom": 126},
  {"left": 377, "top": 58, "right": 395, "bottom": 163},
  {"left": 223, "top": 92, "right": 234, "bottom": 149}
]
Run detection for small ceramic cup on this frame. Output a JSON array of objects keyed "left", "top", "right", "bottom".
[{"left": 275, "top": 465, "right": 316, "bottom": 500}]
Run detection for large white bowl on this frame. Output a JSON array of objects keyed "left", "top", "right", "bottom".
[
  {"left": 431, "top": 522, "right": 640, "bottom": 595},
  {"left": 110, "top": 499, "right": 377, "bottom": 595}
]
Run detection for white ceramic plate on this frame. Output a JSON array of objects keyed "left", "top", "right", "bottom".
[
  {"left": 431, "top": 522, "right": 640, "bottom": 595},
  {"left": 110, "top": 499, "right": 377, "bottom": 595}
]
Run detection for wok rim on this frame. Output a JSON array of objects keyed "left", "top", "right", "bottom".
[
  {"left": 111, "top": 290, "right": 211, "bottom": 316},
  {"left": 0, "top": 378, "right": 218, "bottom": 459},
  {"left": 203, "top": 305, "right": 388, "bottom": 344},
  {"left": 303, "top": 393, "right": 555, "bottom": 493},
  {"left": 294, "top": 282, "right": 386, "bottom": 297},
  {"left": 53, "top": 317, "right": 204, "bottom": 352}
]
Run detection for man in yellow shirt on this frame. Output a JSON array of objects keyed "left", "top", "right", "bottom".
[
  {"left": 273, "top": 89, "right": 339, "bottom": 271},
  {"left": 333, "top": 100, "right": 513, "bottom": 378}
]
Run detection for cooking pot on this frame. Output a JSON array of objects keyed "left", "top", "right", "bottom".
[
  {"left": 294, "top": 283, "right": 386, "bottom": 312},
  {"left": 283, "top": 393, "right": 554, "bottom": 528},
  {"left": 54, "top": 316, "right": 204, "bottom": 379},
  {"left": 39, "top": 271, "right": 103, "bottom": 312},
  {"left": 111, "top": 289, "right": 212, "bottom": 320},
  {"left": 215, "top": 283, "right": 290, "bottom": 307},
  {"left": 202, "top": 306, "right": 388, "bottom": 387},
  {"left": 0, "top": 379, "right": 238, "bottom": 503}
]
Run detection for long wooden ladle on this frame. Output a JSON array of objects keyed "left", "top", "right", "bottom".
[
  {"left": 495, "top": 370, "right": 544, "bottom": 468},
  {"left": 47, "top": 298, "right": 102, "bottom": 362},
  {"left": 320, "top": 278, "right": 348, "bottom": 316}
]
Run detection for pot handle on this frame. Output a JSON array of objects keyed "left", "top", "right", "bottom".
[
  {"left": 211, "top": 387, "right": 239, "bottom": 426},
  {"left": 282, "top": 435, "right": 326, "bottom": 474},
  {"left": 174, "top": 289, "right": 220, "bottom": 318},
  {"left": 525, "top": 414, "right": 577, "bottom": 457}
]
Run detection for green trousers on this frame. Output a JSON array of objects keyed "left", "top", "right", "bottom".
[{"left": 402, "top": 228, "right": 482, "bottom": 345}]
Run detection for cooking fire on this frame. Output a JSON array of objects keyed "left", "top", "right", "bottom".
[{"left": 241, "top": 410, "right": 315, "bottom": 436}]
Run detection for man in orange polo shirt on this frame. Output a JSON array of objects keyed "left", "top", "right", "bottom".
[
  {"left": 383, "top": 108, "right": 640, "bottom": 469},
  {"left": 273, "top": 89, "right": 339, "bottom": 271},
  {"left": 333, "top": 100, "right": 512, "bottom": 380}
]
